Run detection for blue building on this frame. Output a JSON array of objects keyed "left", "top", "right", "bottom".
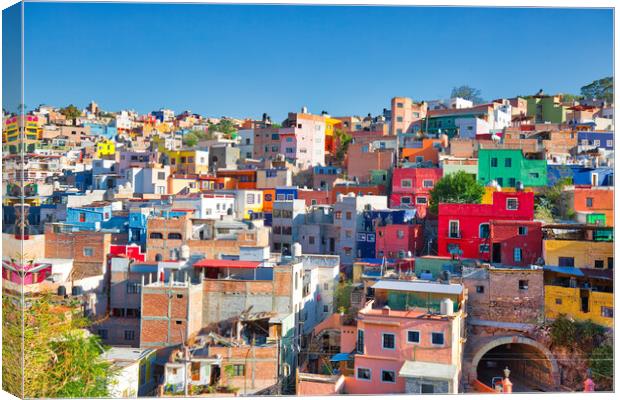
[
  {"left": 83, "top": 122, "right": 117, "bottom": 140},
  {"left": 66, "top": 205, "right": 128, "bottom": 233},
  {"left": 275, "top": 186, "right": 298, "bottom": 201},
  {"left": 547, "top": 164, "right": 614, "bottom": 187},
  {"left": 356, "top": 209, "right": 417, "bottom": 258},
  {"left": 577, "top": 131, "right": 614, "bottom": 150}
]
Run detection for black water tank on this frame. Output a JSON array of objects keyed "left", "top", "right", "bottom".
[
  {"left": 57, "top": 286, "right": 67, "bottom": 297},
  {"left": 72, "top": 286, "right": 83, "bottom": 296}
]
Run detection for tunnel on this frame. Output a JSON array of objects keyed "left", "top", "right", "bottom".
[{"left": 472, "top": 336, "right": 559, "bottom": 392}]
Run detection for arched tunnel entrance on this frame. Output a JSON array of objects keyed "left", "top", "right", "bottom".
[{"left": 472, "top": 336, "right": 559, "bottom": 392}]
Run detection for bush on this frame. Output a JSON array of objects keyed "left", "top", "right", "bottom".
[
  {"left": 589, "top": 345, "right": 613, "bottom": 382},
  {"left": 549, "top": 315, "right": 577, "bottom": 347}
]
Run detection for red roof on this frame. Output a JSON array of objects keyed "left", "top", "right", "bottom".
[{"left": 193, "top": 259, "right": 261, "bottom": 269}]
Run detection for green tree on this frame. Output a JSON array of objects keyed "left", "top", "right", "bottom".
[
  {"left": 182, "top": 132, "right": 199, "bottom": 147},
  {"left": 429, "top": 171, "right": 485, "bottom": 214},
  {"left": 589, "top": 345, "right": 613, "bottom": 383},
  {"left": 335, "top": 280, "right": 353, "bottom": 313},
  {"left": 549, "top": 315, "right": 577, "bottom": 347},
  {"left": 580, "top": 77, "right": 613, "bottom": 102},
  {"left": 334, "top": 129, "right": 352, "bottom": 162},
  {"left": 60, "top": 104, "right": 82, "bottom": 121},
  {"left": 2, "top": 294, "right": 115, "bottom": 398},
  {"left": 209, "top": 120, "right": 237, "bottom": 139},
  {"left": 535, "top": 177, "right": 572, "bottom": 222},
  {"left": 450, "top": 85, "right": 485, "bottom": 104}
]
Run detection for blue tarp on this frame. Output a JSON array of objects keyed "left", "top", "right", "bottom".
[
  {"left": 544, "top": 266, "right": 584, "bottom": 277},
  {"left": 330, "top": 353, "right": 352, "bottom": 362}
]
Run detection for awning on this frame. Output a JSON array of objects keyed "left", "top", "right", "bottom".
[
  {"left": 399, "top": 361, "right": 457, "bottom": 381},
  {"left": 330, "top": 353, "right": 352, "bottom": 362},
  {"left": 193, "top": 259, "right": 261, "bottom": 269},
  {"left": 543, "top": 266, "right": 584, "bottom": 277}
]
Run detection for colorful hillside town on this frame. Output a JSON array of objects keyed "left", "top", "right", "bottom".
[{"left": 2, "top": 87, "right": 614, "bottom": 396}]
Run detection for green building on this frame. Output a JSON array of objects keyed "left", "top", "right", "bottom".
[
  {"left": 478, "top": 149, "right": 547, "bottom": 187},
  {"left": 525, "top": 95, "right": 567, "bottom": 123},
  {"left": 424, "top": 112, "right": 484, "bottom": 138}
]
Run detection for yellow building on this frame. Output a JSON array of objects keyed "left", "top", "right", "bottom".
[
  {"left": 481, "top": 185, "right": 533, "bottom": 204},
  {"left": 543, "top": 239, "right": 613, "bottom": 269},
  {"left": 167, "top": 175, "right": 200, "bottom": 195},
  {"left": 545, "top": 285, "right": 613, "bottom": 327},
  {"left": 166, "top": 149, "right": 210, "bottom": 175},
  {"left": 96, "top": 139, "right": 116, "bottom": 158}
]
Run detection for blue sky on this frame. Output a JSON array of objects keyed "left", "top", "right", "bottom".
[{"left": 13, "top": 3, "right": 615, "bottom": 120}]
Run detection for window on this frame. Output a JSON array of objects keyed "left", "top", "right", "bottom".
[
  {"left": 345, "top": 230, "right": 352, "bottom": 239},
  {"left": 479, "top": 244, "right": 490, "bottom": 253},
  {"left": 479, "top": 223, "right": 490, "bottom": 238},
  {"left": 150, "top": 232, "right": 163, "bottom": 239},
  {"left": 556, "top": 298, "right": 562, "bottom": 305},
  {"left": 606, "top": 140, "right": 613, "bottom": 147},
  {"left": 124, "top": 330, "right": 135, "bottom": 341},
  {"left": 232, "top": 365, "right": 245, "bottom": 376},
  {"left": 594, "top": 260, "right": 604, "bottom": 269},
  {"left": 476, "top": 286, "right": 485, "bottom": 293},
  {"left": 79, "top": 212, "right": 86, "bottom": 223},
  {"left": 401, "top": 196, "right": 412, "bottom": 205},
  {"left": 127, "top": 282, "right": 141, "bottom": 294},
  {"left": 506, "top": 198, "right": 518, "bottom": 210},
  {"left": 83, "top": 247, "right": 94, "bottom": 257},
  {"left": 345, "top": 211, "right": 352, "bottom": 220},
  {"left": 505, "top": 158, "right": 512, "bottom": 167},
  {"left": 381, "top": 370, "right": 396, "bottom": 383},
  {"left": 586, "top": 197, "right": 593, "bottom": 208},
  {"left": 449, "top": 220, "right": 460, "bottom": 238},
  {"left": 593, "top": 140, "right": 600, "bottom": 146},
  {"left": 176, "top": 294, "right": 184, "bottom": 299},
  {"left": 168, "top": 233, "right": 182, "bottom": 240},
  {"left": 407, "top": 330, "right": 420, "bottom": 343},
  {"left": 157, "top": 172, "right": 166, "bottom": 180},
  {"left": 357, "top": 368, "right": 371, "bottom": 381},
  {"left": 335, "top": 211, "right": 342, "bottom": 219},
  {"left": 608, "top": 258, "right": 613, "bottom": 269},
  {"left": 357, "top": 330, "right": 364, "bottom": 353},
  {"left": 97, "top": 329, "right": 108, "bottom": 339},
  {"left": 416, "top": 197, "right": 428, "bottom": 204},
  {"left": 559, "top": 257, "right": 574, "bottom": 267},
  {"left": 508, "top": 178, "right": 516, "bottom": 187},
  {"left": 514, "top": 248, "right": 522, "bottom": 262},
  {"left": 431, "top": 332, "right": 444, "bottom": 346},
  {"left": 323, "top": 305, "right": 329, "bottom": 313},
  {"left": 396, "top": 117, "right": 403, "bottom": 122},
  {"left": 397, "top": 230, "right": 404, "bottom": 239},
  {"left": 518, "top": 226, "right": 528, "bottom": 235},
  {"left": 423, "top": 179, "right": 434, "bottom": 188},
  {"left": 323, "top": 282, "right": 329, "bottom": 290},
  {"left": 601, "top": 307, "right": 613, "bottom": 318},
  {"left": 519, "top": 280, "right": 528, "bottom": 290},
  {"left": 421, "top": 384, "right": 435, "bottom": 394},
  {"left": 401, "top": 179, "right": 412, "bottom": 188},
  {"left": 496, "top": 177, "right": 503, "bottom": 186},
  {"left": 415, "top": 156, "right": 424, "bottom": 163},
  {"left": 491, "top": 158, "right": 498, "bottom": 167},
  {"left": 175, "top": 320, "right": 183, "bottom": 325},
  {"left": 247, "top": 193, "right": 256, "bottom": 204},
  {"left": 309, "top": 236, "right": 315, "bottom": 245}
]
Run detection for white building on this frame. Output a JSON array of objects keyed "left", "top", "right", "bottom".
[
  {"left": 334, "top": 194, "right": 388, "bottom": 265},
  {"left": 125, "top": 165, "right": 170, "bottom": 195},
  {"left": 238, "top": 129, "right": 254, "bottom": 160},
  {"left": 455, "top": 117, "right": 490, "bottom": 138},
  {"left": 102, "top": 347, "right": 157, "bottom": 398},
  {"left": 172, "top": 193, "right": 235, "bottom": 220}
]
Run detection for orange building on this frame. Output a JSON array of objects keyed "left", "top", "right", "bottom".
[
  {"left": 216, "top": 169, "right": 257, "bottom": 190},
  {"left": 401, "top": 138, "right": 446, "bottom": 165},
  {"left": 568, "top": 186, "right": 614, "bottom": 226}
]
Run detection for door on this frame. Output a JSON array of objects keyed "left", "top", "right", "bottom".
[{"left": 492, "top": 243, "right": 502, "bottom": 263}]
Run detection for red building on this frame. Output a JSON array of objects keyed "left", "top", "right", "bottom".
[
  {"left": 375, "top": 224, "right": 424, "bottom": 259},
  {"left": 390, "top": 167, "right": 443, "bottom": 217},
  {"left": 298, "top": 188, "right": 332, "bottom": 206},
  {"left": 437, "top": 191, "right": 535, "bottom": 260},
  {"left": 489, "top": 220, "right": 542, "bottom": 266}
]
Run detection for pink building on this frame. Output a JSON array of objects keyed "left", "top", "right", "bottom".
[
  {"left": 376, "top": 224, "right": 424, "bottom": 258},
  {"left": 390, "top": 167, "right": 443, "bottom": 217},
  {"left": 283, "top": 112, "right": 327, "bottom": 169},
  {"left": 346, "top": 142, "right": 395, "bottom": 184},
  {"left": 437, "top": 191, "right": 535, "bottom": 260},
  {"left": 345, "top": 280, "right": 465, "bottom": 394}
]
